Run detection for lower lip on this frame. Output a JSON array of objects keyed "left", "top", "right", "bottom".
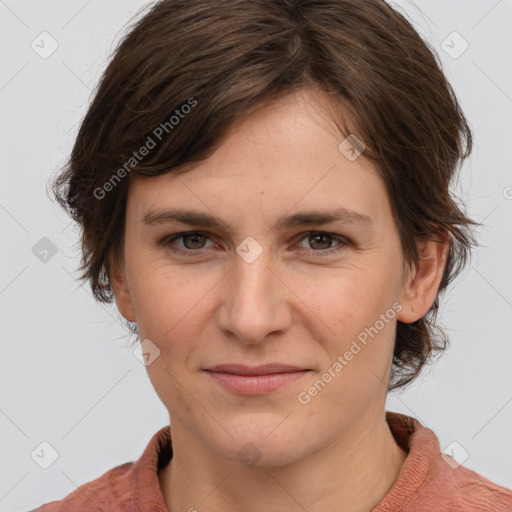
[{"left": 206, "top": 371, "right": 310, "bottom": 395}]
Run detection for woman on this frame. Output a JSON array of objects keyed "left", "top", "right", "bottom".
[{"left": 36, "top": 0, "right": 512, "bottom": 510}]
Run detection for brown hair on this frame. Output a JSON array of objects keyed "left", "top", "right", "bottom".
[{"left": 48, "top": 0, "right": 477, "bottom": 391}]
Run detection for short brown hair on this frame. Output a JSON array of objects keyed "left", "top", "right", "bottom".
[{"left": 49, "top": 0, "right": 477, "bottom": 391}]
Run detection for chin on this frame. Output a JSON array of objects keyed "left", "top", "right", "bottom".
[{"left": 213, "top": 420, "right": 303, "bottom": 468}]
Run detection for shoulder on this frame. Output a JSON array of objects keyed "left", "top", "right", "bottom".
[
  {"left": 32, "top": 462, "right": 135, "bottom": 511},
  {"left": 410, "top": 457, "right": 512, "bottom": 511},
  {"left": 378, "top": 412, "right": 512, "bottom": 512},
  {"left": 31, "top": 426, "right": 172, "bottom": 511}
]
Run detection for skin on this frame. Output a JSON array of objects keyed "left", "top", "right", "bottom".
[{"left": 109, "top": 88, "right": 448, "bottom": 512}]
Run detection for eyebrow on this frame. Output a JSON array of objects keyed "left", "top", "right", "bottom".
[{"left": 141, "top": 207, "right": 374, "bottom": 231}]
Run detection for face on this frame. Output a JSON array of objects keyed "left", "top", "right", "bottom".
[{"left": 111, "top": 89, "right": 430, "bottom": 467}]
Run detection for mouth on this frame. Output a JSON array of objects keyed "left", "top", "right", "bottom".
[{"left": 203, "top": 364, "right": 311, "bottom": 395}]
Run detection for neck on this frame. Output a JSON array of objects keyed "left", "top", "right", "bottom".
[{"left": 159, "top": 409, "right": 408, "bottom": 512}]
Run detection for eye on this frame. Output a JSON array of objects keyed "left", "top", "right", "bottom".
[
  {"left": 294, "top": 231, "right": 349, "bottom": 256},
  {"left": 161, "top": 230, "right": 349, "bottom": 257},
  {"left": 163, "top": 231, "right": 215, "bottom": 256}
]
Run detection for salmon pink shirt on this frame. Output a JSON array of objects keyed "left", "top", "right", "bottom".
[{"left": 33, "top": 412, "right": 512, "bottom": 511}]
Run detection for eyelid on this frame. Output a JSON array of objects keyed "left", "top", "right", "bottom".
[
  {"left": 162, "top": 230, "right": 351, "bottom": 256},
  {"left": 163, "top": 231, "right": 217, "bottom": 251},
  {"left": 294, "top": 231, "right": 349, "bottom": 251}
]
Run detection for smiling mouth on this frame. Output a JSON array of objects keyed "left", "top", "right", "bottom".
[{"left": 203, "top": 364, "right": 311, "bottom": 395}]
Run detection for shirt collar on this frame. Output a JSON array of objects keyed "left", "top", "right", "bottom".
[{"left": 130, "top": 411, "right": 437, "bottom": 511}]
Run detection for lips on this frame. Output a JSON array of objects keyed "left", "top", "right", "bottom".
[
  {"left": 204, "top": 364, "right": 310, "bottom": 395},
  {"left": 205, "top": 363, "right": 308, "bottom": 375}
]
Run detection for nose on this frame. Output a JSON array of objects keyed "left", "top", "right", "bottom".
[{"left": 216, "top": 245, "right": 292, "bottom": 346}]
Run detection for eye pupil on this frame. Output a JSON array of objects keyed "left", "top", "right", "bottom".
[
  {"left": 183, "top": 233, "right": 206, "bottom": 249},
  {"left": 309, "top": 233, "right": 331, "bottom": 250},
  {"left": 166, "top": 231, "right": 345, "bottom": 257}
]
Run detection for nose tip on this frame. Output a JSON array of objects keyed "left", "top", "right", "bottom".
[{"left": 216, "top": 251, "right": 291, "bottom": 345}]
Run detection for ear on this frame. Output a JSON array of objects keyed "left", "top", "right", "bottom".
[
  {"left": 107, "top": 251, "right": 137, "bottom": 322},
  {"left": 397, "top": 234, "right": 450, "bottom": 323}
]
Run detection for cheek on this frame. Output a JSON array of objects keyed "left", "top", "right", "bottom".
[
  {"left": 298, "top": 263, "right": 400, "bottom": 381},
  {"left": 295, "top": 278, "right": 398, "bottom": 424},
  {"left": 131, "top": 268, "right": 214, "bottom": 414},
  {"left": 128, "top": 260, "right": 222, "bottom": 363},
  {"left": 301, "top": 262, "right": 399, "bottom": 336}
]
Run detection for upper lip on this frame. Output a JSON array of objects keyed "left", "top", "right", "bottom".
[{"left": 205, "top": 364, "right": 309, "bottom": 375}]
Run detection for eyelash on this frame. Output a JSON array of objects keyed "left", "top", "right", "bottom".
[{"left": 161, "top": 231, "right": 350, "bottom": 258}]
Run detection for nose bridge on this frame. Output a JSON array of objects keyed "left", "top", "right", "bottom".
[
  {"left": 234, "top": 245, "right": 273, "bottom": 301},
  {"left": 218, "top": 241, "right": 290, "bottom": 344}
]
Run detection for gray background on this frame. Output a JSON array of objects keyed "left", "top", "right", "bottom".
[{"left": 1, "top": 1, "right": 511, "bottom": 510}]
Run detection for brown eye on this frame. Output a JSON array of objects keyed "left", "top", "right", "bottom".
[
  {"left": 163, "top": 230, "right": 348, "bottom": 258},
  {"left": 307, "top": 233, "right": 334, "bottom": 250},
  {"left": 296, "top": 231, "right": 348, "bottom": 256},
  {"left": 164, "top": 231, "right": 216, "bottom": 255},
  {"left": 181, "top": 233, "right": 208, "bottom": 250}
]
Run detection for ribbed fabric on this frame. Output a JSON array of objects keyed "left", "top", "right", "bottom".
[
  {"left": 34, "top": 412, "right": 512, "bottom": 511},
  {"left": 373, "top": 412, "right": 512, "bottom": 511}
]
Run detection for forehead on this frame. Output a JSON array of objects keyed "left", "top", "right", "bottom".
[{"left": 126, "top": 90, "right": 390, "bottom": 231}]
